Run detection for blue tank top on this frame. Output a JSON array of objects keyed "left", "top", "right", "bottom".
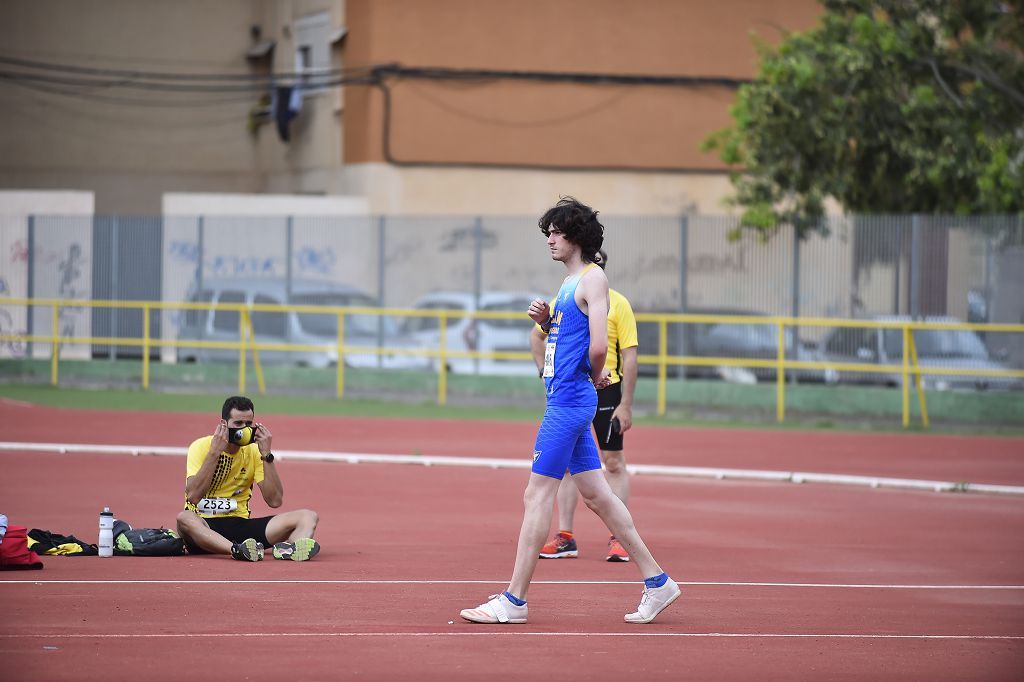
[{"left": 543, "top": 264, "right": 598, "bottom": 407}]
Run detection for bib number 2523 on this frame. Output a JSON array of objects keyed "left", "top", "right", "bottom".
[{"left": 196, "top": 498, "right": 237, "bottom": 514}]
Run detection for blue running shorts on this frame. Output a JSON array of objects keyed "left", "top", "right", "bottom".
[{"left": 531, "top": 404, "right": 602, "bottom": 479}]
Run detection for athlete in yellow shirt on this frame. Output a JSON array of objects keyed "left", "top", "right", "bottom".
[
  {"left": 175, "top": 395, "right": 320, "bottom": 561},
  {"left": 530, "top": 249, "right": 639, "bottom": 562}
]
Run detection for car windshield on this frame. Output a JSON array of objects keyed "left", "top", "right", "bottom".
[
  {"left": 293, "top": 292, "right": 398, "bottom": 336},
  {"left": 882, "top": 328, "right": 989, "bottom": 359}
]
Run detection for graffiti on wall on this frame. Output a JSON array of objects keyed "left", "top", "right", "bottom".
[{"left": 57, "top": 243, "right": 86, "bottom": 339}]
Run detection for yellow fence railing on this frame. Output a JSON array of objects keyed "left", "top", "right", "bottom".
[{"left": 2, "top": 297, "right": 1023, "bottom": 428}]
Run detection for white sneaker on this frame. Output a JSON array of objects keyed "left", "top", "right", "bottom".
[
  {"left": 460, "top": 593, "right": 528, "bottom": 624},
  {"left": 624, "top": 578, "right": 680, "bottom": 624}
]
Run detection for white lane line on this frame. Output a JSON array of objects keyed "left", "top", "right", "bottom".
[
  {"left": 3, "top": 579, "right": 1022, "bottom": 589},
  {"left": 3, "top": 440, "right": 1024, "bottom": 495},
  {"left": 0, "top": 632, "right": 1021, "bottom": 641}
]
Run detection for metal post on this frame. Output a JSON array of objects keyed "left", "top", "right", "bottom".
[
  {"left": 285, "top": 215, "right": 294, "bottom": 304},
  {"left": 376, "top": 215, "right": 386, "bottom": 368},
  {"left": 196, "top": 215, "right": 205, "bottom": 295},
  {"left": 679, "top": 214, "right": 689, "bottom": 313},
  {"left": 26, "top": 215, "right": 34, "bottom": 358},
  {"left": 473, "top": 216, "right": 483, "bottom": 375},
  {"left": 791, "top": 224, "right": 801, "bottom": 320},
  {"left": 677, "top": 214, "right": 689, "bottom": 381},
  {"left": 110, "top": 216, "right": 119, "bottom": 361},
  {"left": 910, "top": 214, "right": 921, "bottom": 319},
  {"left": 892, "top": 218, "right": 901, "bottom": 314},
  {"left": 197, "top": 215, "right": 205, "bottom": 351},
  {"left": 789, "top": 224, "right": 801, "bottom": 383}
]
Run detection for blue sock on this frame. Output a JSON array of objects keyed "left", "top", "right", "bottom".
[
  {"left": 503, "top": 591, "right": 526, "bottom": 606},
  {"left": 644, "top": 572, "right": 669, "bottom": 589}
]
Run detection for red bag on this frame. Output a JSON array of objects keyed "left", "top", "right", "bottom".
[{"left": 0, "top": 525, "right": 44, "bottom": 570}]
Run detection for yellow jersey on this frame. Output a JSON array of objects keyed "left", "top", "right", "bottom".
[
  {"left": 605, "top": 288, "right": 638, "bottom": 385},
  {"left": 184, "top": 436, "right": 265, "bottom": 519}
]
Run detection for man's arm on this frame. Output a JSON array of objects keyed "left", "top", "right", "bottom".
[
  {"left": 184, "top": 422, "right": 229, "bottom": 505},
  {"left": 529, "top": 326, "right": 547, "bottom": 376},
  {"left": 256, "top": 464, "right": 283, "bottom": 508},
  {"left": 581, "top": 270, "right": 610, "bottom": 386},
  {"left": 253, "top": 422, "right": 283, "bottom": 508},
  {"left": 612, "top": 346, "right": 637, "bottom": 433}
]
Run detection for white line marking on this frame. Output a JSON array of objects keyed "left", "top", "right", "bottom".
[
  {"left": 3, "top": 440, "right": 1023, "bottom": 495},
  {"left": 2, "top": 579, "right": 1022, "bottom": 589},
  {"left": 0, "top": 632, "right": 1020, "bottom": 641}
]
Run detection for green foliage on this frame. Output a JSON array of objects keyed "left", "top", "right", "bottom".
[{"left": 704, "top": 0, "right": 1024, "bottom": 239}]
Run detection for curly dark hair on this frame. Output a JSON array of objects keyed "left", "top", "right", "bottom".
[
  {"left": 538, "top": 197, "right": 604, "bottom": 262},
  {"left": 221, "top": 395, "right": 254, "bottom": 420}
]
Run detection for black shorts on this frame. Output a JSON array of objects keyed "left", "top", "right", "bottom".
[
  {"left": 184, "top": 515, "right": 273, "bottom": 554},
  {"left": 592, "top": 381, "right": 623, "bottom": 451}
]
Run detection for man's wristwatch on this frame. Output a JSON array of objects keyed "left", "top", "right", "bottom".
[{"left": 261, "top": 452, "right": 275, "bottom": 463}]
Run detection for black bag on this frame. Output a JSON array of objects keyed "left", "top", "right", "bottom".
[
  {"left": 27, "top": 529, "right": 98, "bottom": 556},
  {"left": 114, "top": 527, "right": 185, "bottom": 557}
]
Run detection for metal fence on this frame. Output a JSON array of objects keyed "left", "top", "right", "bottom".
[{"left": 0, "top": 213, "right": 1022, "bottom": 368}]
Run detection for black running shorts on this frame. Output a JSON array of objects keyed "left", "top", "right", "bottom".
[
  {"left": 184, "top": 515, "right": 273, "bottom": 554},
  {"left": 592, "top": 382, "right": 624, "bottom": 451}
]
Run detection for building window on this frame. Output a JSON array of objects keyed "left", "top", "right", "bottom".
[{"left": 294, "top": 12, "right": 331, "bottom": 92}]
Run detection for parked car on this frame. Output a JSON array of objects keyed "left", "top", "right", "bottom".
[
  {"left": 177, "top": 278, "right": 429, "bottom": 370},
  {"left": 637, "top": 308, "right": 833, "bottom": 383},
  {"left": 819, "top": 316, "right": 1023, "bottom": 390},
  {"left": 401, "top": 290, "right": 547, "bottom": 375}
]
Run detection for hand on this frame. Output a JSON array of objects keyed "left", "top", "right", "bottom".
[
  {"left": 210, "top": 420, "right": 229, "bottom": 454},
  {"left": 592, "top": 369, "right": 612, "bottom": 390},
  {"left": 527, "top": 298, "right": 550, "bottom": 325},
  {"left": 611, "top": 405, "right": 633, "bottom": 434},
  {"left": 254, "top": 422, "right": 273, "bottom": 458}
]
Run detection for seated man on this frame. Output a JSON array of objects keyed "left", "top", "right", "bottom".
[{"left": 176, "top": 395, "right": 320, "bottom": 562}]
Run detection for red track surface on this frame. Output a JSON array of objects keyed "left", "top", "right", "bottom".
[{"left": 2, "top": 402, "right": 1023, "bottom": 680}]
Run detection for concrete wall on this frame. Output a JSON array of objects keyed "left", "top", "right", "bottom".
[
  {"left": 0, "top": 190, "right": 95, "bottom": 359},
  {"left": 0, "top": 0, "right": 345, "bottom": 213}
]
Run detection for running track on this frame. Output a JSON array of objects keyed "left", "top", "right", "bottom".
[{"left": 1, "top": 401, "right": 1022, "bottom": 680}]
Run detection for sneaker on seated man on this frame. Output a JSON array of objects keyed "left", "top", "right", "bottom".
[{"left": 176, "top": 396, "right": 321, "bottom": 562}]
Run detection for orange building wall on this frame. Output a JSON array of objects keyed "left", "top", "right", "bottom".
[{"left": 342, "top": 0, "right": 822, "bottom": 170}]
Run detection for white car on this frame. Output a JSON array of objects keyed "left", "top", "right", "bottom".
[
  {"left": 402, "top": 290, "right": 547, "bottom": 375},
  {"left": 177, "top": 278, "right": 430, "bottom": 370}
]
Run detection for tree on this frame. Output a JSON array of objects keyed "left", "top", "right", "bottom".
[{"left": 703, "top": 0, "right": 1024, "bottom": 238}]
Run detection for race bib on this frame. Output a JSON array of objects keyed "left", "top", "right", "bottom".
[
  {"left": 196, "top": 498, "right": 238, "bottom": 515},
  {"left": 543, "top": 342, "right": 556, "bottom": 378}
]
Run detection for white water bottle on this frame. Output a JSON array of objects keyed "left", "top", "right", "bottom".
[{"left": 98, "top": 507, "right": 114, "bottom": 557}]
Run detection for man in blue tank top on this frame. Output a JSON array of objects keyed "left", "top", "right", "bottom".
[{"left": 460, "top": 197, "right": 680, "bottom": 625}]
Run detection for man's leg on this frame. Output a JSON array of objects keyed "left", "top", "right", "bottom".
[
  {"left": 556, "top": 473, "right": 580, "bottom": 530},
  {"left": 264, "top": 509, "right": 319, "bottom": 544},
  {"left": 265, "top": 509, "right": 320, "bottom": 561},
  {"left": 571, "top": 469, "right": 660, "bottom": 578},
  {"left": 573, "top": 469, "right": 679, "bottom": 623},
  {"left": 507, "top": 473, "right": 562, "bottom": 600},
  {"left": 539, "top": 473, "right": 581, "bottom": 558},
  {"left": 596, "top": 448, "right": 631, "bottom": 561},
  {"left": 600, "top": 449, "right": 629, "bottom": 506},
  {"left": 175, "top": 510, "right": 232, "bottom": 554}
]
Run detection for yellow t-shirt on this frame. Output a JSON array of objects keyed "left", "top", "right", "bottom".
[
  {"left": 538, "top": 287, "right": 638, "bottom": 386},
  {"left": 606, "top": 288, "right": 638, "bottom": 385},
  {"left": 184, "top": 435, "right": 265, "bottom": 519}
]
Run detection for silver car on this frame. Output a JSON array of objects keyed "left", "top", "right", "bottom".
[
  {"left": 177, "top": 278, "right": 429, "bottom": 370},
  {"left": 819, "top": 316, "right": 1022, "bottom": 390}
]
